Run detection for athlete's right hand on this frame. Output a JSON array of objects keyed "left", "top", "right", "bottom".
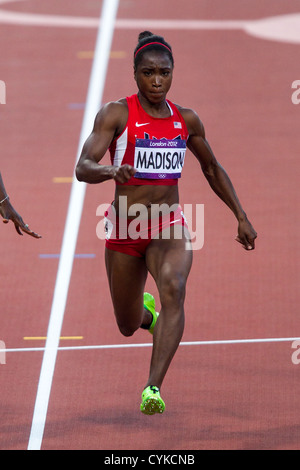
[
  {"left": 1, "top": 202, "right": 41, "bottom": 238},
  {"left": 112, "top": 164, "right": 136, "bottom": 184}
]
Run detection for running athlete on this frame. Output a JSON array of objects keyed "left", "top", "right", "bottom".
[
  {"left": 0, "top": 172, "right": 41, "bottom": 238},
  {"left": 76, "top": 31, "right": 257, "bottom": 415}
]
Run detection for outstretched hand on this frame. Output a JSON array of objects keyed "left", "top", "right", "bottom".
[{"left": 1, "top": 202, "right": 41, "bottom": 239}]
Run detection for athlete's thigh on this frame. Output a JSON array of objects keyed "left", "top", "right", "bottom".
[
  {"left": 105, "top": 247, "right": 148, "bottom": 321},
  {"left": 145, "top": 228, "right": 193, "bottom": 294}
]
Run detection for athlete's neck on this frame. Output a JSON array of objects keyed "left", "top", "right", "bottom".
[{"left": 137, "top": 92, "right": 171, "bottom": 118}]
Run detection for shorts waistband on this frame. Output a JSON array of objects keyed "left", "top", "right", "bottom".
[{"left": 104, "top": 204, "right": 185, "bottom": 240}]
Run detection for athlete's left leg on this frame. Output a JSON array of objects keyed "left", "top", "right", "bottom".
[{"left": 144, "top": 226, "right": 193, "bottom": 391}]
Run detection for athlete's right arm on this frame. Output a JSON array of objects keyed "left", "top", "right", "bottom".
[{"left": 76, "top": 101, "right": 136, "bottom": 184}]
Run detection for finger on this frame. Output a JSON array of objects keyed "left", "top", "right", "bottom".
[
  {"left": 245, "top": 231, "right": 257, "bottom": 250},
  {"left": 235, "top": 236, "right": 244, "bottom": 245},
  {"left": 235, "top": 235, "right": 250, "bottom": 250},
  {"left": 26, "top": 230, "right": 42, "bottom": 239},
  {"left": 122, "top": 164, "right": 136, "bottom": 177},
  {"left": 14, "top": 223, "right": 23, "bottom": 236},
  {"left": 247, "top": 237, "right": 256, "bottom": 250},
  {"left": 14, "top": 219, "right": 28, "bottom": 236},
  {"left": 116, "top": 168, "right": 133, "bottom": 183},
  {"left": 114, "top": 172, "right": 126, "bottom": 184},
  {"left": 122, "top": 166, "right": 136, "bottom": 180},
  {"left": 129, "top": 166, "right": 137, "bottom": 176},
  {"left": 21, "top": 223, "right": 42, "bottom": 239},
  {"left": 235, "top": 235, "right": 254, "bottom": 251},
  {"left": 2, "top": 218, "right": 9, "bottom": 224}
]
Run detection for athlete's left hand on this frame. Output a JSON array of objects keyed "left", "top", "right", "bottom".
[{"left": 235, "top": 218, "right": 257, "bottom": 251}]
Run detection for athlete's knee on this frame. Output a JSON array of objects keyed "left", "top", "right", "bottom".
[
  {"left": 116, "top": 318, "right": 139, "bottom": 337},
  {"left": 117, "top": 323, "right": 136, "bottom": 337},
  {"left": 160, "top": 274, "right": 186, "bottom": 306}
]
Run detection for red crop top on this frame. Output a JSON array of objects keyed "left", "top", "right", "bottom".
[{"left": 109, "top": 94, "right": 189, "bottom": 186}]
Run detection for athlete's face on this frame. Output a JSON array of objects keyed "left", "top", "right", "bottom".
[{"left": 134, "top": 50, "right": 173, "bottom": 104}]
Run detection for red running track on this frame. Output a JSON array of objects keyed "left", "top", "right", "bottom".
[{"left": 0, "top": 0, "right": 300, "bottom": 450}]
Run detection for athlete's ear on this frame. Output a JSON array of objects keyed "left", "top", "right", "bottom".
[{"left": 133, "top": 67, "right": 137, "bottom": 82}]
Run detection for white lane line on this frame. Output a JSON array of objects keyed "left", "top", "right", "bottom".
[
  {"left": 27, "top": 0, "right": 120, "bottom": 451},
  {"left": 3, "top": 336, "right": 300, "bottom": 354}
]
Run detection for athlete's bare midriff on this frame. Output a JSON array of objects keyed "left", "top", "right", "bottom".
[{"left": 113, "top": 184, "right": 179, "bottom": 218}]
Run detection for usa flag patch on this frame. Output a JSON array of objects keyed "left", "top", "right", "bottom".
[{"left": 174, "top": 122, "right": 182, "bottom": 129}]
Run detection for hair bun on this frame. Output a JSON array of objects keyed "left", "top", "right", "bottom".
[
  {"left": 134, "top": 32, "right": 174, "bottom": 67},
  {"left": 138, "top": 31, "right": 154, "bottom": 42}
]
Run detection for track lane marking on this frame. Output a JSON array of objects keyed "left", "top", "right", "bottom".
[
  {"left": 24, "top": 337, "right": 83, "bottom": 341},
  {"left": 39, "top": 254, "right": 96, "bottom": 259},
  {"left": 3, "top": 336, "right": 300, "bottom": 354},
  {"left": 27, "top": 0, "right": 120, "bottom": 451},
  {"left": 0, "top": 1, "right": 300, "bottom": 45},
  {"left": 52, "top": 177, "right": 74, "bottom": 183}
]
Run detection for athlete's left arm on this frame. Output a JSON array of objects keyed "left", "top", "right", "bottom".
[{"left": 181, "top": 108, "right": 257, "bottom": 250}]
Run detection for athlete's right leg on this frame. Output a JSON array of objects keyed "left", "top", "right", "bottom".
[{"left": 105, "top": 247, "right": 151, "bottom": 337}]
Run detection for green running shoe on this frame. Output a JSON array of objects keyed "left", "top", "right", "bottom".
[
  {"left": 143, "top": 292, "right": 159, "bottom": 335},
  {"left": 140, "top": 386, "right": 165, "bottom": 415}
]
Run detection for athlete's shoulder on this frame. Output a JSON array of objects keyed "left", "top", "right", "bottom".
[
  {"left": 174, "top": 104, "right": 205, "bottom": 138},
  {"left": 93, "top": 98, "right": 128, "bottom": 134},
  {"left": 96, "top": 98, "right": 128, "bottom": 121}
]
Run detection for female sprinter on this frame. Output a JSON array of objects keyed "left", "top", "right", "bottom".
[{"left": 76, "top": 31, "right": 257, "bottom": 415}]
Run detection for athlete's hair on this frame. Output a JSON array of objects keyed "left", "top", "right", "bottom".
[{"left": 134, "top": 31, "right": 174, "bottom": 69}]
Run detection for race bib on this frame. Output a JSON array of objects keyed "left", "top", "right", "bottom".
[{"left": 134, "top": 138, "right": 186, "bottom": 179}]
